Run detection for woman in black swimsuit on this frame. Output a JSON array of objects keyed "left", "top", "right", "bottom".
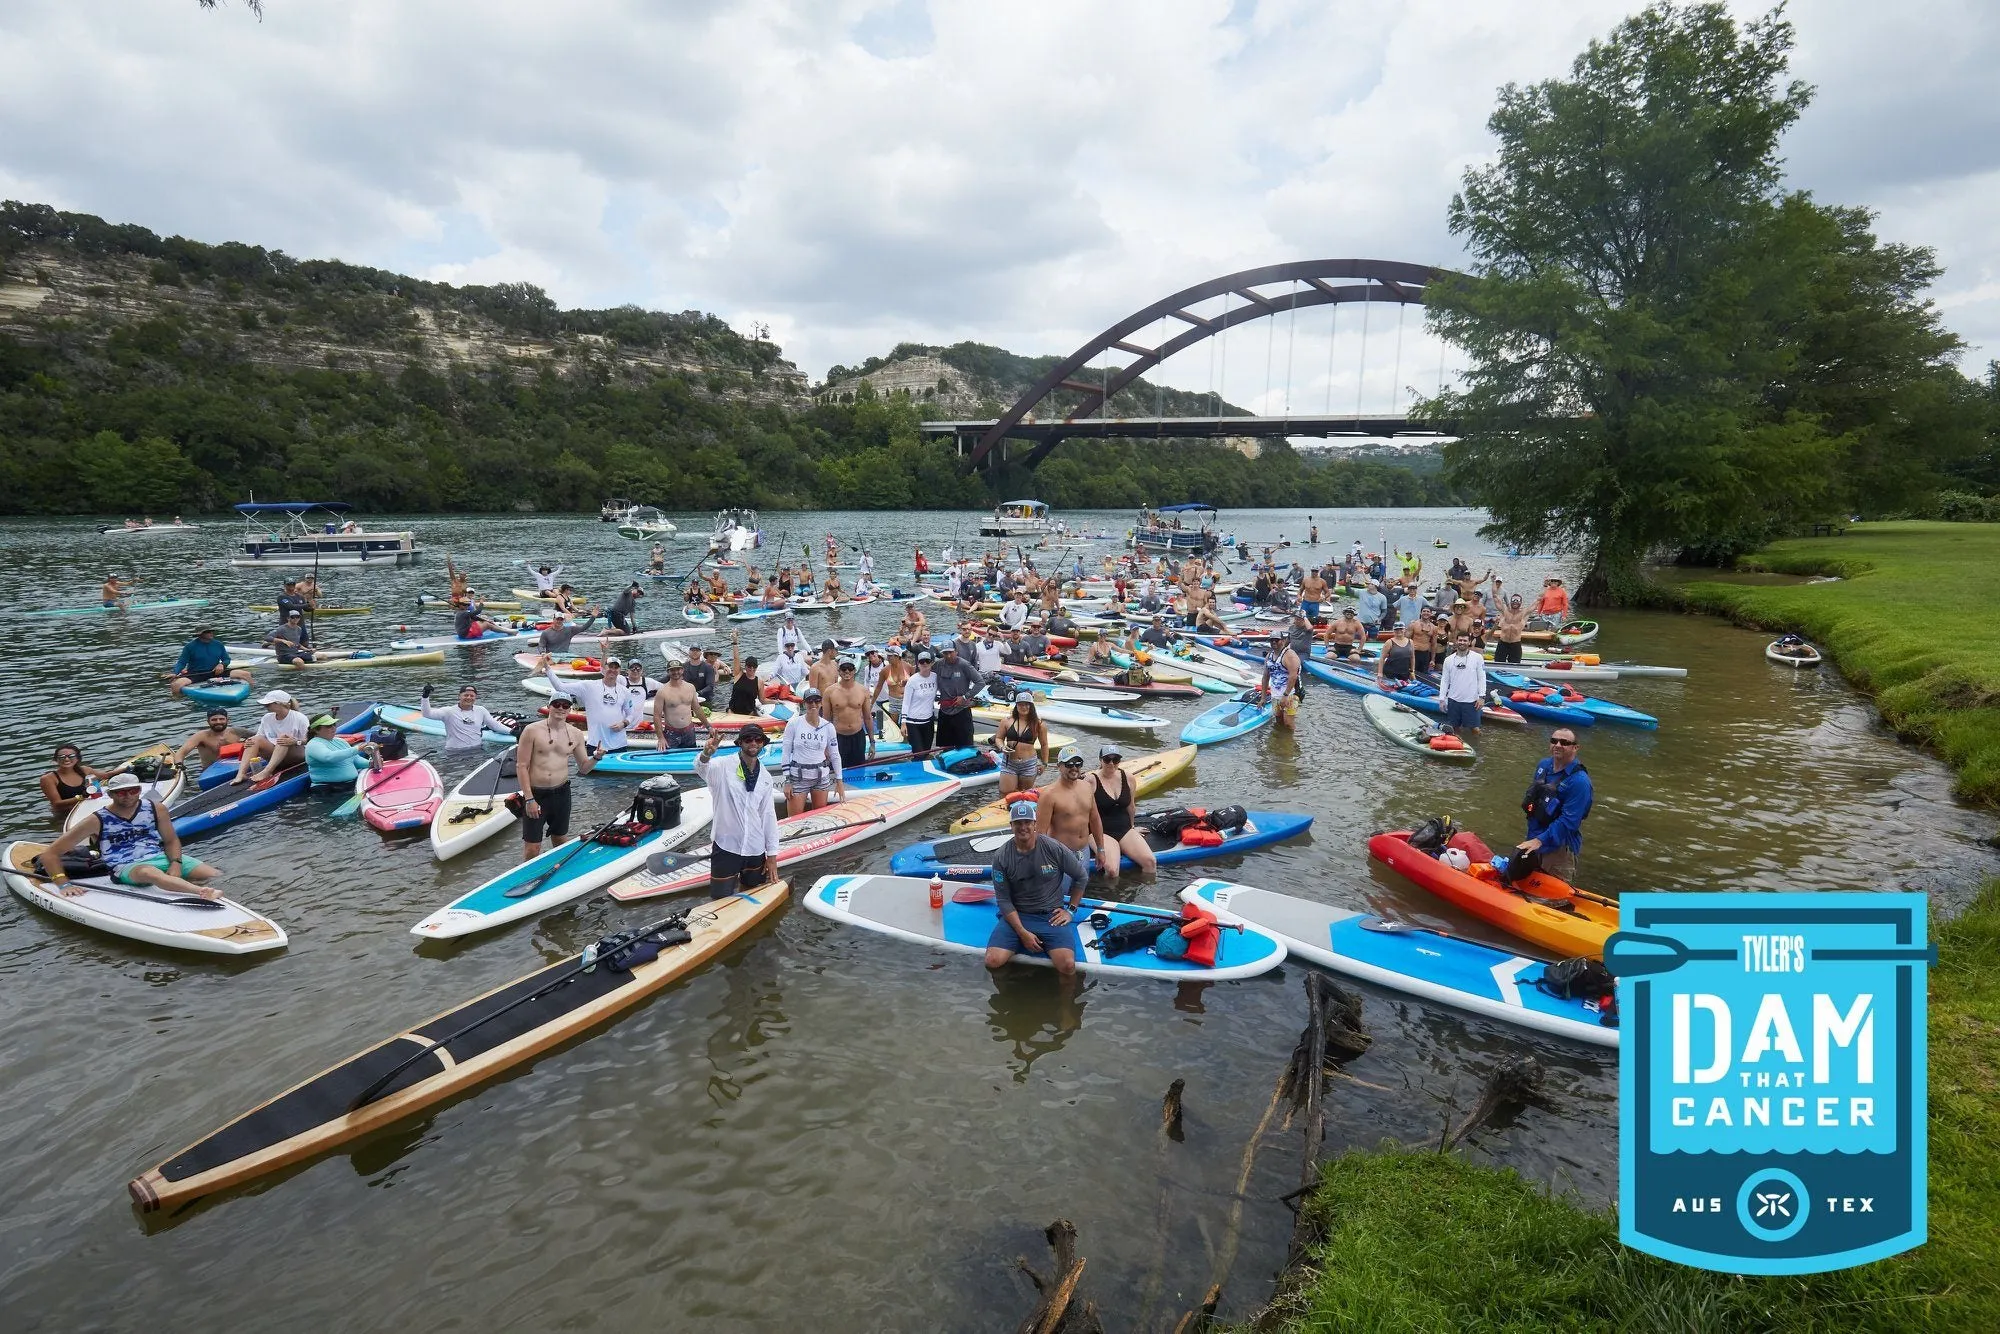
[
  {"left": 40, "top": 744, "right": 107, "bottom": 823},
  {"left": 995, "top": 690, "right": 1048, "bottom": 797},
  {"left": 1089, "top": 742, "right": 1156, "bottom": 876}
]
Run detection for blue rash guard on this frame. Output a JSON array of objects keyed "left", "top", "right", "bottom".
[
  {"left": 306, "top": 736, "right": 370, "bottom": 785},
  {"left": 172, "top": 638, "right": 230, "bottom": 678}
]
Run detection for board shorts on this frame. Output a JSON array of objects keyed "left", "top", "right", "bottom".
[
  {"left": 522, "top": 782, "right": 572, "bottom": 842},
  {"left": 1538, "top": 845, "right": 1578, "bottom": 881},
  {"left": 837, "top": 730, "right": 868, "bottom": 768},
  {"left": 786, "top": 762, "right": 834, "bottom": 794},
  {"left": 1413, "top": 650, "right": 1435, "bottom": 674},
  {"left": 1331, "top": 642, "right": 1354, "bottom": 659},
  {"left": 709, "top": 844, "right": 772, "bottom": 898},
  {"left": 988, "top": 911, "right": 1083, "bottom": 958},
  {"left": 658, "top": 724, "right": 700, "bottom": 749},
  {"left": 1301, "top": 600, "right": 1320, "bottom": 622},
  {"left": 1493, "top": 640, "right": 1524, "bottom": 664},
  {"left": 1444, "top": 698, "right": 1483, "bottom": 730},
  {"left": 116, "top": 853, "right": 206, "bottom": 884},
  {"left": 1002, "top": 753, "right": 1043, "bottom": 781}
]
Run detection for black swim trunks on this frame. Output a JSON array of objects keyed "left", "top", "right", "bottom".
[{"left": 523, "top": 782, "right": 572, "bottom": 842}]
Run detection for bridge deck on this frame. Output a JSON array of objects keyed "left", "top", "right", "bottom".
[{"left": 923, "top": 414, "right": 1454, "bottom": 445}]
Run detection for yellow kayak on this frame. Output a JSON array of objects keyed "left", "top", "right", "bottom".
[
  {"left": 247, "top": 605, "right": 371, "bottom": 616},
  {"left": 948, "top": 743, "right": 1195, "bottom": 833},
  {"left": 277, "top": 649, "right": 447, "bottom": 670}
]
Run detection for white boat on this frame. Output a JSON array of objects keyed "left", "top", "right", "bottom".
[
  {"left": 708, "top": 508, "right": 762, "bottom": 552},
  {"left": 99, "top": 520, "right": 199, "bottom": 536},
  {"left": 979, "top": 499, "right": 1054, "bottom": 539},
  {"left": 228, "top": 501, "right": 420, "bottom": 568},
  {"left": 616, "top": 507, "right": 678, "bottom": 539},
  {"left": 1131, "top": 503, "right": 1222, "bottom": 554}
]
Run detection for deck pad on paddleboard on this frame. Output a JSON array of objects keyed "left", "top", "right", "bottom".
[{"left": 807, "top": 874, "right": 1285, "bottom": 981}]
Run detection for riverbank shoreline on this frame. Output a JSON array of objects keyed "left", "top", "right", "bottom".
[{"left": 1262, "top": 521, "right": 2000, "bottom": 1332}]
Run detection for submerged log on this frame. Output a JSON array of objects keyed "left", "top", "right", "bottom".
[
  {"left": 1446, "top": 1055, "right": 1549, "bottom": 1148},
  {"left": 1014, "top": 1218, "right": 1103, "bottom": 1334}
]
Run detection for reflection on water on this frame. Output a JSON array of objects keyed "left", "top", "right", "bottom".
[{"left": 1, "top": 510, "right": 1992, "bottom": 1328}]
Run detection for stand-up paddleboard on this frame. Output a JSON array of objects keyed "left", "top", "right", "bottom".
[
  {"left": 247, "top": 604, "right": 370, "bottom": 616},
  {"left": 376, "top": 704, "right": 521, "bottom": 747},
  {"left": 1180, "top": 690, "right": 1275, "bottom": 746},
  {"left": 357, "top": 757, "right": 445, "bottom": 834},
  {"left": 389, "top": 628, "right": 539, "bottom": 652},
  {"left": 412, "top": 784, "right": 715, "bottom": 939},
  {"left": 429, "top": 749, "right": 520, "bottom": 860},
  {"left": 4, "top": 842, "right": 286, "bottom": 956},
  {"left": 181, "top": 679, "right": 253, "bottom": 707},
  {"left": 167, "top": 761, "right": 311, "bottom": 840},
  {"left": 1004, "top": 681, "right": 1142, "bottom": 705},
  {"left": 25, "top": 597, "right": 211, "bottom": 618},
  {"left": 1182, "top": 879, "right": 1617, "bottom": 1048},
  {"left": 1107, "top": 650, "right": 1216, "bottom": 690},
  {"left": 1487, "top": 670, "right": 1658, "bottom": 729},
  {"left": 275, "top": 649, "right": 447, "bottom": 672},
  {"left": 949, "top": 744, "right": 1196, "bottom": 834},
  {"left": 131, "top": 885, "right": 788, "bottom": 1212},
  {"left": 100, "top": 522, "right": 201, "bottom": 536},
  {"left": 972, "top": 699, "right": 1169, "bottom": 734},
  {"left": 829, "top": 751, "right": 1001, "bottom": 799},
  {"left": 63, "top": 746, "right": 185, "bottom": 831},
  {"left": 418, "top": 595, "right": 523, "bottom": 611},
  {"left": 1361, "top": 694, "right": 1477, "bottom": 762},
  {"left": 892, "top": 807, "right": 1312, "bottom": 880},
  {"left": 806, "top": 874, "right": 1286, "bottom": 981},
  {"left": 606, "top": 779, "right": 959, "bottom": 902}
]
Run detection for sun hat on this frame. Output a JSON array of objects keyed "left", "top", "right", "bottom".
[{"left": 104, "top": 772, "right": 145, "bottom": 792}]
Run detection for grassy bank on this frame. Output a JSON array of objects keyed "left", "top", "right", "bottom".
[
  {"left": 1262, "top": 521, "right": 2000, "bottom": 1332},
  {"left": 1675, "top": 521, "right": 2000, "bottom": 806}
]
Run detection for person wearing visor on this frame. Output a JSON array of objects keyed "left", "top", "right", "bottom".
[
  {"left": 305, "top": 713, "right": 381, "bottom": 786},
  {"left": 1087, "top": 742, "right": 1155, "bottom": 877},
  {"left": 37, "top": 771, "right": 218, "bottom": 899},
  {"left": 697, "top": 723, "right": 780, "bottom": 898},
  {"left": 780, "top": 688, "right": 845, "bottom": 815},
  {"left": 983, "top": 798, "right": 1088, "bottom": 980}
]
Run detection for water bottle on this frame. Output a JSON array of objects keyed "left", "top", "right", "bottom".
[{"left": 928, "top": 873, "right": 944, "bottom": 910}]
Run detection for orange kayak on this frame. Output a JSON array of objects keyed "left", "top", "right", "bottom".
[{"left": 1367, "top": 830, "right": 1617, "bottom": 959}]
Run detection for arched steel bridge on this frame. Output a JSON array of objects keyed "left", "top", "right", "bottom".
[{"left": 931, "top": 259, "right": 1456, "bottom": 472}]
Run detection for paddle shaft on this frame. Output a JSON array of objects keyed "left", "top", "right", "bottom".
[
  {"left": 351, "top": 909, "right": 691, "bottom": 1109},
  {"left": 503, "top": 806, "right": 636, "bottom": 897}
]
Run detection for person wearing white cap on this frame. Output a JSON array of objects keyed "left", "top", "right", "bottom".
[
  {"left": 765, "top": 642, "right": 810, "bottom": 702},
  {"left": 236, "top": 690, "right": 308, "bottom": 784},
  {"left": 779, "top": 688, "right": 845, "bottom": 816},
  {"left": 37, "top": 771, "right": 218, "bottom": 899},
  {"left": 775, "top": 613, "right": 807, "bottom": 657},
  {"left": 563, "top": 657, "right": 639, "bottom": 754},
  {"left": 898, "top": 651, "right": 939, "bottom": 752}
]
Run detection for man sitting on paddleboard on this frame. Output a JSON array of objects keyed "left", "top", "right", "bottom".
[
  {"left": 264, "top": 610, "right": 317, "bottom": 664},
  {"left": 37, "top": 772, "right": 220, "bottom": 900},
  {"left": 985, "top": 799, "right": 1088, "bottom": 980},
  {"left": 167, "top": 627, "right": 253, "bottom": 697}
]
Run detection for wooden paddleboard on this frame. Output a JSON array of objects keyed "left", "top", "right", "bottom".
[{"left": 128, "top": 885, "right": 788, "bottom": 1211}]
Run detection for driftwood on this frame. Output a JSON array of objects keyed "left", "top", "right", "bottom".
[
  {"left": 1171, "top": 1284, "right": 1223, "bottom": 1334},
  {"left": 1445, "top": 1055, "right": 1550, "bottom": 1148},
  {"left": 1015, "top": 1219, "right": 1103, "bottom": 1334},
  {"left": 1138, "top": 1079, "right": 1192, "bottom": 1328},
  {"left": 1161, "top": 1077, "right": 1186, "bottom": 1142},
  {"left": 1279, "top": 973, "right": 1369, "bottom": 1185}
]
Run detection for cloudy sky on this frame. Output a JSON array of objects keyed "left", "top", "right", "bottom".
[{"left": 3, "top": 0, "right": 1996, "bottom": 414}]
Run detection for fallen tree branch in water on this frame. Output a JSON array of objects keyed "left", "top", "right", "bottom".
[
  {"left": 1014, "top": 1218, "right": 1101, "bottom": 1334},
  {"left": 1445, "top": 1056, "right": 1549, "bottom": 1149}
]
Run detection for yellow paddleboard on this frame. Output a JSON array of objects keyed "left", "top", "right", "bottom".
[
  {"left": 248, "top": 605, "right": 371, "bottom": 616},
  {"left": 948, "top": 743, "right": 1195, "bottom": 833},
  {"left": 278, "top": 649, "right": 447, "bottom": 670}
]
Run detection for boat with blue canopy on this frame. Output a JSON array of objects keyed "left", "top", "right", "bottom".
[
  {"left": 1132, "top": 503, "right": 1222, "bottom": 553},
  {"left": 229, "top": 502, "right": 421, "bottom": 568}
]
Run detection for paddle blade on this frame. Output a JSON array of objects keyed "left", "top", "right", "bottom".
[{"left": 331, "top": 793, "right": 366, "bottom": 819}]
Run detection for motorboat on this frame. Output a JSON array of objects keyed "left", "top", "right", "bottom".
[
  {"left": 228, "top": 502, "right": 420, "bottom": 568},
  {"left": 1131, "top": 503, "right": 1222, "bottom": 554},
  {"left": 709, "top": 508, "right": 762, "bottom": 552},
  {"left": 600, "top": 497, "right": 640, "bottom": 523},
  {"left": 99, "top": 518, "right": 199, "bottom": 536},
  {"left": 980, "top": 499, "right": 1054, "bottom": 538},
  {"left": 617, "top": 507, "right": 679, "bottom": 539}
]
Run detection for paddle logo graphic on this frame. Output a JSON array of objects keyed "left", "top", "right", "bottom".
[{"left": 1606, "top": 893, "right": 1931, "bottom": 1274}]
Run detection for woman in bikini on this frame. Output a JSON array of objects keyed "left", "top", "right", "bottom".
[{"left": 993, "top": 689, "right": 1049, "bottom": 797}]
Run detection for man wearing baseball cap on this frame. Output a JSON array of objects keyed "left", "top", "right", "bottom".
[
  {"left": 696, "top": 722, "right": 780, "bottom": 898},
  {"left": 983, "top": 798, "right": 1088, "bottom": 979},
  {"left": 236, "top": 690, "right": 307, "bottom": 785},
  {"left": 515, "top": 686, "right": 598, "bottom": 860},
  {"left": 36, "top": 770, "right": 219, "bottom": 900},
  {"left": 1036, "top": 745, "right": 1103, "bottom": 860}
]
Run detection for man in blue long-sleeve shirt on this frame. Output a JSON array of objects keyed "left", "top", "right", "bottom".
[
  {"left": 168, "top": 628, "right": 252, "bottom": 696},
  {"left": 1520, "top": 728, "right": 1593, "bottom": 880}
]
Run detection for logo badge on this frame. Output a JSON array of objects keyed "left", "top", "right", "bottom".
[{"left": 1608, "top": 893, "right": 1932, "bottom": 1274}]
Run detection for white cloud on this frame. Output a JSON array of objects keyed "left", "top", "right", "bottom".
[{"left": 1, "top": 0, "right": 1994, "bottom": 386}]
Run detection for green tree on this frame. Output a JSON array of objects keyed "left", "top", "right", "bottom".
[{"left": 1423, "top": 4, "right": 1968, "bottom": 602}]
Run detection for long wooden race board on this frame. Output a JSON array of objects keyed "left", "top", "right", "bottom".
[{"left": 128, "top": 884, "right": 789, "bottom": 1212}]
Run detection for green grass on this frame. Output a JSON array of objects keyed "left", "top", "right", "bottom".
[
  {"left": 1263, "top": 521, "right": 2000, "bottom": 1332},
  {"left": 1675, "top": 521, "right": 2000, "bottom": 805},
  {"left": 1264, "top": 883, "right": 2000, "bottom": 1332}
]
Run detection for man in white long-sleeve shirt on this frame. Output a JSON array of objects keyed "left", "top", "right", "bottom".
[
  {"left": 1437, "top": 633, "right": 1488, "bottom": 739},
  {"left": 779, "top": 688, "right": 846, "bottom": 816},
  {"left": 566, "top": 658, "right": 640, "bottom": 753},
  {"left": 765, "top": 643, "right": 810, "bottom": 701},
  {"left": 775, "top": 613, "right": 807, "bottom": 657},
  {"left": 419, "top": 684, "right": 510, "bottom": 750},
  {"left": 696, "top": 724, "right": 780, "bottom": 899}
]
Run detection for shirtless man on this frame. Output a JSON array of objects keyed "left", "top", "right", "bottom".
[
  {"left": 1492, "top": 594, "right": 1531, "bottom": 665},
  {"left": 515, "top": 688, "right": 599, "bottom": 860},
  {"left": 896, "top": 603, "right": 928, "bottom": 647},
  {"left": 824, "top": 659, "right": 876, "bottom": 767},
  {"left": 808, "top": 640, "right": 844, "bottom": 695},
  {"left": 1035, "top": 746, "right": 1104, "bottom": 863},
  {"left": 1409, "top": 607, "right": 1447, "bottom": 676},
  {"left": 1299, "top": 566, "right": 1330, "bottom": 624},
  {"left": 446, "top": 556, "right": 472, "bottom": 605},
  {"left": 1328, "top": 607, "right": 1363, "bottom": 660},
  {"left": 172, "top": 708, "right": 246, "bottom": 770},
  {"left": 102, "top": 573, "right": 137, "bottom": 609},
  {"left": 650, "top": 660, "right": 710, "bottom": 749}
]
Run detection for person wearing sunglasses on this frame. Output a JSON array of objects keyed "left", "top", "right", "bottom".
[{"left": 1518, "top": 730, "right": 1593, "bottom": 881}]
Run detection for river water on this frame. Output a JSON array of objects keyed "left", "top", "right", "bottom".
[{"left": 2, "top": 508, "right": 1993, "bottom": 1330}]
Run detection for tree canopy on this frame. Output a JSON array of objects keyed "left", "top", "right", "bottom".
[{"left": 1423, "top": 2, "right": 1984, "bottom": 603}]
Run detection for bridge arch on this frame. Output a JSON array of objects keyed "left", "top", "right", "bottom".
[{"left": 962, "top": 258, "right": 1443, "bottom": 472}]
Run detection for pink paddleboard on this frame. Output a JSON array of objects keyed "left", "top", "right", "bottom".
[{"left": 360, "top": 758, "right": 445, "bottom": 833}]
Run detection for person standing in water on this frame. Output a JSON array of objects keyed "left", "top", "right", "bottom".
[{"left": 514, "top": 689, "right": 600, "bottom": 860}]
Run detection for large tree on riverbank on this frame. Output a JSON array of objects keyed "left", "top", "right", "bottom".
[{"left": 1424, "top": 3, "right": 1973, "bottom": 604}]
